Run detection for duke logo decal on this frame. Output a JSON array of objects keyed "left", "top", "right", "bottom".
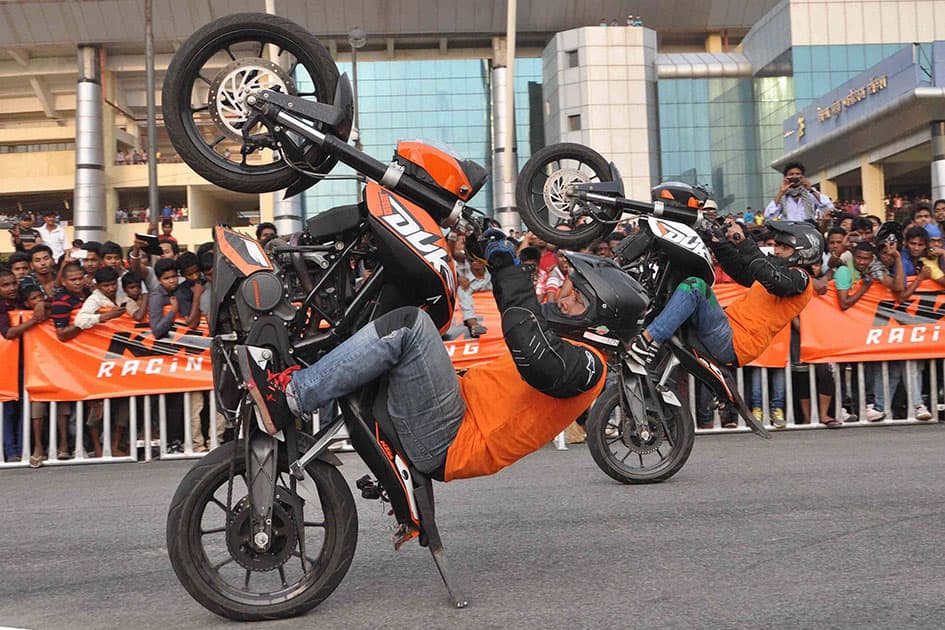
[{"left": 379, "top": 194, "right": 455, "bottom": 294}]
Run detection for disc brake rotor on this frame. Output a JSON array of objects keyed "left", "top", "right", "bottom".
[
  {"left": 620, "top": 414, "right": 666, "bottom": 455},
  {"left": 225, "top": 493, "right": 299, "bottom": 572},
  {"left": 542, "top": 167, "right": 592, "bottom": 221},
  {"left": 209, "top": 58, "right": 297, "bottom": 142}
]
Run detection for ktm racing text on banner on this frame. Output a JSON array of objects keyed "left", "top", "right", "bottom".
[
  {"left": 442, "top": 293, "right": 507, "bottom": 369},
  {"left": 800, "top": 282, "right": 945, "bottom": 363},
  {"left": 24, "top": 317, "right": 212, "bottom": 402}
]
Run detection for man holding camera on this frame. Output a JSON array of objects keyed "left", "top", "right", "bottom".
[{"left": 765, "top": 162, "right": 834, "bottom": 222}]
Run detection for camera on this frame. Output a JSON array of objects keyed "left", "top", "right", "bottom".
[{"left": 787, "top": 175, "right": 801, "bottom": 185}]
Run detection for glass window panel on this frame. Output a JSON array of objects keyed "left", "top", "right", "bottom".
[
  {"left": 828, "top": 46, "right": 848, "bottom": 72},
  {"left": 793, "top": 46, "right": 811, "bottom": 73}
]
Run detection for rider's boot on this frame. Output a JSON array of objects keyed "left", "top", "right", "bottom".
[
  {"left": 235, "top": 346, "right": 300, "bottom": 434},
  {"left": 626, "top": 331, "right": 660, "bottom": 367}
]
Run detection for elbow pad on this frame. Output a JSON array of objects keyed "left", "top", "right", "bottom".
[{"left": 748, "top": 258, "right": 810, "bottom": 297}]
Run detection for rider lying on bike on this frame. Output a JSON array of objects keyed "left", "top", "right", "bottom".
[
  {"left": 626, "top": 219, "right": 823, "bottom": 369},
  {"left": 236, "top": 232, "right": 606, "bottom": 481}
]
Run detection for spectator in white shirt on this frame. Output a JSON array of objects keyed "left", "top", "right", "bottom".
[
  {"left": 37, "top": 210, "right": 67, "bottom": 262},
  {"left": 765, "top": 161, "right": 834, "bottom": 222},
  {"left": 74, "top": 267, "right": 126, "bottom": 330}
]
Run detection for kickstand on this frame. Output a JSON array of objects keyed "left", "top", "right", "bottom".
[{"left": 413, "top": 476, "right": 468, "bottom": 609}]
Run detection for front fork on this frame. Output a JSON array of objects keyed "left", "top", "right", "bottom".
[
  {"left": 245, "top": 430, "right": 278, "bottom": 552},
  {"left": 619, "top": 354, "right": 681, "bottom": 445}
]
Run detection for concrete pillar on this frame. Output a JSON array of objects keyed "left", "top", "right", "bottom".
[
  {"left": 860, "top": 154, "right": 885, "bottom": 218},
  {"left": 817, "top": 169, "right": 838, "bottom": 201},
  {"left": 705, "top": 33, "right": 723, "bottom": 53},
  {"left": 932, "top": 121, "right": 945, "bottom": 202},
  {"left": 74, "top": 46, "right": 106, "bottom": 242},
  {"left": 491, "top": 38, "right": 519, "bottom": 231},
  {"left": 273, "top": 192, "right": 303, "bottom": 236}
]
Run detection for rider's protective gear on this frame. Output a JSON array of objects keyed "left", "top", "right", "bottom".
[
  {"left": 481, "top": 227, "right": 519, "bottom": 270},
  {"left": 491, "top": 263, "right": 604, "bottom": 398},
  {"left": 541, "top": 252, "right": 649, "bottom": 333},
  {"left": 711, "top": 233, "right": 811, "bottom": 298},
  {"left": 767, "top": 220, "right": 824, "bottom": 267}
]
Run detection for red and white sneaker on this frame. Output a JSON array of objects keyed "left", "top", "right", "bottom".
[{"left": 235, "top": 346, "right": 300, "bottom": 435}]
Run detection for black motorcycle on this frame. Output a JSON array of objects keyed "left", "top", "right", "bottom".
[
  {"left": 161, "top": 13, "right": 764, "bottom": 621},
  {"left": 516, "top": 143, "right": 768, "bottom": 485}
]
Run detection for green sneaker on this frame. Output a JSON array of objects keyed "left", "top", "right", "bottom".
[{"left": 771, "top": 408, "right": 786, "bottom": 429}]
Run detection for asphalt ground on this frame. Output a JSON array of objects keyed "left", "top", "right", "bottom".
[{"left": 1, "top": 425, "right": 944, "bottom": 629}]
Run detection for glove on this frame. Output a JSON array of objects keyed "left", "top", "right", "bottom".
[{"left": 481, "top": 228, "right": 519, "bottom": 270}]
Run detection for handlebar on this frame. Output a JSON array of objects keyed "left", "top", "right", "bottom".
[{"left": 575, "top": 191, "right": 703, "bottom": 227}]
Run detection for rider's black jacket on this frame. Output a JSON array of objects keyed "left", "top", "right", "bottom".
[
  {"left": 709, "top": 236, "right": 810, "bottom": 297},
  {"left": 488, "top": 255, "right": 604, "bottom": 399}
]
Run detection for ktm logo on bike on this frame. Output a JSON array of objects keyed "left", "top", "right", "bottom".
[{"left": 379, "top": 194, "right": 455, "bottom": 294}]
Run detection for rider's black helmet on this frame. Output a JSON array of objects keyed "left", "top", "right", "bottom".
[
  {"left": 542, "top": 252, "right": 648, "bottom": 333},
  {"left": 767, "top": 220, "right": 824, "bottom": 267}
]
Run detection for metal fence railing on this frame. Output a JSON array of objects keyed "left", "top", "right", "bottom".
[{"left": 2, "top": 359, "right": 940, "bottom": 466}]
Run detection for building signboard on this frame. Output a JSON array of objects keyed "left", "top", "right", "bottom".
[{"left": 782, "top": 45, "right": 927, "bottom": 152}]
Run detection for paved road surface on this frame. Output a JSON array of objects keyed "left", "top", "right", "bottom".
[{"left": 1, "top": 426, "right": 944, "bottom": 629}]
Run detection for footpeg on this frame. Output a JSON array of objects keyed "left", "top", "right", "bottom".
[
  {"left": 393, "top": 523, "right": 420, "bottom": 550},
  {"left": 356, "top": 474, "right": 382, "bottom": 500}
]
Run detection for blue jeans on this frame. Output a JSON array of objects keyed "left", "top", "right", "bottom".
[
  {"left": 287, "top": 307, "right": 466, "bottom": 474},
  {"left": 646, "top": 277, "right": 737, "bottom": 365},
  {"left": 873, "top": 361, "right": 924, "bottom": 412},
  {"left": 751, "top": 368, "right": 785, "bottom": 410}
]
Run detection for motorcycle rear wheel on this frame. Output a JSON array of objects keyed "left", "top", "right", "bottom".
[
  {"left": 586, "top": 384, "right": 695, "bottom": 484},
  {"left": 166, "top": 440, "right": 357, "bottom": 621},
  {"left": 516, "top": 143, "right": 617, "bottom": 248},
  {"left": 162, "top": 12, "right": 339, "bottom": 193}
]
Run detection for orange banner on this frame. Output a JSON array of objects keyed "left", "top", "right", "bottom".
[
  {"left": 800, "top": 281, "right": 945, "bottom": 363},
  {"left": 443, "top": 292, "right": 508, "bottom": 369},
  {"left": 0, "top": 311, "right": 22, "bottom": 401},
  {"left": 713, "top": 283, "right": 790, "bottom": 368},
  {"left": 24, "top": 317, "right": 212, "bottom": 402}
]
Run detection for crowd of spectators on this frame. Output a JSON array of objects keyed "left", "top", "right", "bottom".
[
  {"left": 113, "top": 149, "right": 184, "bottom": 166},
  {"left": 0, "top": 218, "right": 282, "bottom": 467}
]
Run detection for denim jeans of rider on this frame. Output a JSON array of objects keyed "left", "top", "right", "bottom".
[
  {"left": 286, "top": 307, "right": 466, "bottom": 474},
  {"left": 645, "top": 277, "right": 737, "bottom": 365}
]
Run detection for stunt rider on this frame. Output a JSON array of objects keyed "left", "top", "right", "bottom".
[
  {"left": 626, "top": 219, "right": 823, "bottom": 379},
  {"left": 236, "top": 232, "right": 606, "bottom": 481}
]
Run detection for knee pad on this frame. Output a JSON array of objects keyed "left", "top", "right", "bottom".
[{"left": 680, "top": 276, "right": 710, "bottom": 297}]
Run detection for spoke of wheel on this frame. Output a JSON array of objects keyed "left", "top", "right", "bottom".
[
  {"left": 209, "top": 497, "right": 229, "bottom": 513},
  {"left": 296, "top": 91, "right": 317, "bottom": 97},
  {"left": 201, "top": 526, "right": 227, "bottom": 536},
  {"left": 209, "top": 134, "right": 226, "bottom": 148},
  {"left": 257, "top": 41, "right": 266, "bottom": 58},
  {"left": 225, "top": 46, "right": 236, "bottom": 61},
  {"left": 243, "top": 569, "right": 252, "bottom": 589},
  {"left": 291, "top": 550, "right": 319, "bottom": 566},
  {"left": 212, "top": 556, "right": 234, "bottom": 571},
  {"left": 198, "top": 73, "right": 212, "bottom": 85},
  {"left": 303, "top": 520, "right": 325, "bottom": 528},
  {"left": 191, "top": 104, "right": 209, "bottom": 113},
  {"left": 638, "top": 453, "right": 645, "bottom": 467},
  {"left": 288, "top": 60, "right": 299, "bottom": 76},
  {"left": 656, "top": 446, "right": 663, "bottom": 458},
  {"left": 620, "top": 449, "right": 632, "bottom": 463},
  {"left": 605, "top": 436, "right": 623, "bottom": 445},
  {"left": 278, "top": 566, "right": 289, "bottom": 588}
]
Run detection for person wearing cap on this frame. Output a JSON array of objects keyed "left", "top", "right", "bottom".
[
  {"left": 10, "top": 212, "right": 42, "bottom": 253},
  {"left": 765, "top": 162, "right": 835, "bottom": 222},
  {"left": 36, "top": 210, "right": 67, "bottom": 262}
]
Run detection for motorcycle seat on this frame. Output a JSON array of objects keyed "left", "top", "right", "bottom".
[{"left": 305, "top": 202, "right": 364, "bottom": 239}]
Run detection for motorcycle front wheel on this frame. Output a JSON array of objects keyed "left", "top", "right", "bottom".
[
  {"left": 586, "top": 384, "right": 695, "bottom": 484},
  {"left": 166, "top": 440, "right": 357, "bottom": 621},
  {"left": 516, "top": 142, "right": 618, "bottom": 248},
  {"left": 162, "top": 12, "right": 339, "bottom": 193}
]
